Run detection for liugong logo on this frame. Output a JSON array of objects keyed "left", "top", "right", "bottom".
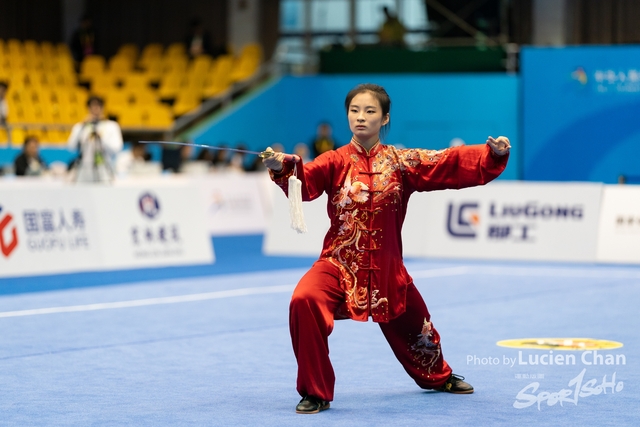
[
  {"left": 447, "top": 202, "right": 479, "bottom": 238},
  {"left": 0, "top": 205, "right": 19, "bottom": 258}
]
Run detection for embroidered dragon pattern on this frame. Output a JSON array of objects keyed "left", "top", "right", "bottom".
[
  {"left": 328, "top": 144, "right": 449, "bottom": 318},
  {"left": 410, "top": 318, "right": 441, "bottom": 374}
]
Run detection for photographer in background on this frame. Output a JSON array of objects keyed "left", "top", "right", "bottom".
[{"left": 67, "top": 95, "right": 123, "bottom": 182}]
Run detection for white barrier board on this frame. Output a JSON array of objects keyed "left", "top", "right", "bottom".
[
  {"left": 263, "top": 181, "right": 603, "bottom": 263},
  {"left": 596, "top": 185, "right": 640, "bottom": 263},
  {"left": 262, "top": 190, "right": 330, "bottom": 257},
  {"left": 0, "top": 185, "right": 103, "bottom": 276},
  {"left": 193, "top": 173, "right": 271, "bottom": 236},
  {"left": 404, "top": 182, "right": 603, "bottom": 262},
  {"left": 0, "top": 180, "right": 214, "bottom": 277}
]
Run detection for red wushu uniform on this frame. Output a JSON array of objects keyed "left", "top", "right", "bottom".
[{"left": 270, "top": 139, "right": 508, "bottom": 402}]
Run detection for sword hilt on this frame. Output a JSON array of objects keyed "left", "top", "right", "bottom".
[{"left": 259, "top": 151, "right": 300, "bottom": 163}]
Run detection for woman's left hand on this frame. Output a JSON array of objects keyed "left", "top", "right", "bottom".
[{"left": 487, "top": 136, "right": 511, "bottom": 156}]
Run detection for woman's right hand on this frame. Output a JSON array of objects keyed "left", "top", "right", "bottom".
[{"left": 262, "top": 147, "right": 285, "bottom": 172}]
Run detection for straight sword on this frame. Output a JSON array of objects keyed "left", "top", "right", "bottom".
[{"left": 139, "top": 141, "right": 299, "bottom": 162}]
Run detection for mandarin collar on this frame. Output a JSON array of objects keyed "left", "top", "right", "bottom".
[{"left": 349, "top": 138, "right": 383, "bottom": 157}]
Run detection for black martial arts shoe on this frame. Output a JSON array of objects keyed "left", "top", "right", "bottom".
[
  {"left": 295, "top": 396, "right": 330, "bottom": 414},
  {"left": 438, "top": 374, "right": 474, "bottom": 394}
]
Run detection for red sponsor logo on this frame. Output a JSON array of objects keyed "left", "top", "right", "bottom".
[{"left": 0, "top": 209, "right": 19, "bottom": 258}]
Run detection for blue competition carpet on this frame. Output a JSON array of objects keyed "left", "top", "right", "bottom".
[{"left": 0, "top": 234, "right": 638, "bottom": 426}]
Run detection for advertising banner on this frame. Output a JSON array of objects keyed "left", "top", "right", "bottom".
[
  {"left": 194, "top": 173, "right": 271, "bottom": 236},
  {"left": 403, "top": 182, "right": 603, "bottom": 262},
  {"left": 596, "top": 185, "right": 640, "bottom": 263},
  {"left": 0, "top": 181, "right": 213, "bottom": 278},
  {"left": 522, "top": 46, "right": 640, "bottom": 183},
  {"left": 92, "top": 181, "right": 214, "bottom": 269},
  {"left": 0, "top": 185, "right": 102, "bottom": 276},
  {"left": 263, "top": 182, "right": 603, "bottom": 263}
]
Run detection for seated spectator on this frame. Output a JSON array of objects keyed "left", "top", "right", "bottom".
[
  {"left": 211, "top": 145, "right": 229, "bottom": 170},
  {"left": 294, "top": 142, "right": 312, "bottom": 163},
  {"left": 14, "top": 135, "right": 47, "bottom": 176},
  {"left": 116, "top": 141, "right": 152, "bottom": 175},
  {"left": 228, "top": 143, "right": 249, "bottom": 172},
  {"left": 310, "top": 122, "right": 337, "bottom": 158},
  {"left": 161, "top": 144, "right": 193, "bottom": 173},
  {"left": 196, "top": 147, "right": 214, "bottom": 163}
]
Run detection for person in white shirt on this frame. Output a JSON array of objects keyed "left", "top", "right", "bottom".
[{"left": 67, "top": 95, "right": 123, "bottom": 182}]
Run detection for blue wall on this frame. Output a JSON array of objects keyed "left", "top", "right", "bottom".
[
  {"left": 192, "top": 74, "right": 520, "bottom": 180},
  {"left": 0, "top": 148, "right": 76, "bottom": 170},
  {"left": 522, "top": 45, "right": 640, "bottom": 183}
]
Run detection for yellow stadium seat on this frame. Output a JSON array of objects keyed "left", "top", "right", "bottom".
[
  {"left": 117, "top": 106, "right": 144, "bottom": 127},
  {"left": 56, "top": 43, "right": 73, "bottom": 60},
  {"left": 109, "top": 55, "right": 133, "bottom": 80},
  {"left": 34, "top": 128, "right": 51, "bottom": 143},
  {"left": 23, "top": 40, "right": 40, "bottom": 56},
  {"left": 163, "top": 55, "right": 188, "bottom": 74},
  {"left": 8, "top": 55, "right": 29, "bottom": 72},
  {"left": 27, "top": 87, "right": 52, "bottom": 105},
  {"left": 58, "top": 102, "right": 84, "bottom": 125},
  {"left": 7, "top": 39, "right": 24, "bottom": 56},
  {"left": 10, "top": 127, "right": 26, "bottom": 145},
  {"left": 80, "top": 55, "right": 106, "bottom": 82},
  {"left": 143, "top": 104, "right": 173, "bottom": 128},
  {"left": 117, "top": 44, "right": 139, "bottom": 62},
  {"left": 47, "top": 127, "right": 69, "bottom": 145},
  {"left": 139, "top": 43, "right": 163, "bottom": 69},
  {"left": 49, "top": 71, "right": 77, "bottom": 88},
  {"left": 229, "top": 44, "right": 262, "bottom": 83},
  {"left": 68, "top": 87, "right": 89, "bottom": 105},
  {"left": 90, "top": 73, "right": 118, "bottom": 96},
  {"left": 158, "top": 72, "right": 185, "bottom": 99},
  {"left": 142, "top": 58, "right": 163, "bottom": 83},
  {"left": 131, "top": 89, "right": 158, "bottom": 106},
  {"left": 21, "top": 105, "right": 38, "bottom": 124},
  {"left": 24, "top": 72, "right": 46, "bottom": 90},
  {"left": 105, "top": 89, "right": 132, "bottom": 117},
  {"left": 189, "top": 55, "right": 213, "bottom": 75},
  {"left": 40, "top": 41, "right": 55, "bottom": 58},
  {"left": 122, "top": 72, "right": 150, "bottom": 93},
  {"left": 0, "top": 127, "right": 8, "bottom": 144},
  {"left": 51, "top": 57, "right": 76, "bottom": 76},
  {"left": 166, "top": 43, "right": 186, "bottom": 58},
  {"left": 6, "top": 100, "right": 26, "bottom": 123},
  {"left": 46, "top": 129, "right": 69, "bottom": 145},
  {"left": 203, "top": 55, "right": 234, "bottom": 98},
  {"left": 173, "top": 90, "right": 201, "bottom": 116}
]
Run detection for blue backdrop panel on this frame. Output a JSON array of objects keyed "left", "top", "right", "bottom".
[
  {"left": 192, "top": 74, "right": 519, "bottom": 180},
  {"left": 522, "top": 46, "right": 640, "bottom": 183}
]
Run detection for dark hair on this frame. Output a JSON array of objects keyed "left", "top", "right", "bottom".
[
  {"left": 344, "top": 83, "right": 391, "bottom": 139},
  {"left": 23, "top": 135, "right": 39, "bottom": 146},
  {"left": 0, "top": 81, "right": 8, "bottom": 90},
  {"left": 86, "top": 95, "right": 104, "bottom": 107}
]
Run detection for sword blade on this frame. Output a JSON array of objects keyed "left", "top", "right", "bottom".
[{"left": 139, "top": 141, "right": 267, "bottom": 157}]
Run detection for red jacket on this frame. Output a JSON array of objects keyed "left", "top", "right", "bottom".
[{"left": 271, "top": 140, "right": 509, "bottom": 322}]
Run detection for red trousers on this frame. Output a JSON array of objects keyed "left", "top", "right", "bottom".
[{"left": 290, "top": 260, "right": 452, "bottom": 401}]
